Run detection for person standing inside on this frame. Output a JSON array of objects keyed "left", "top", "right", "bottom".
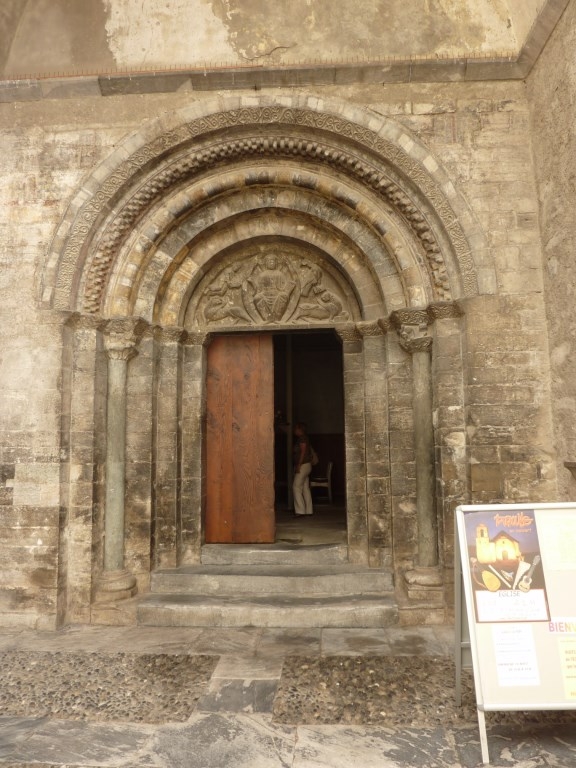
[{"left": 293, "top": 422, "right": 313, "bottom": 516}]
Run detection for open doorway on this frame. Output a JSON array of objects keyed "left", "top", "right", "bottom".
[
  {"left": 273, "top": 330, "right": 346, "bottom": 544},
  {"left": 204, "top": 330, "right": 346, "bottom": 546}
]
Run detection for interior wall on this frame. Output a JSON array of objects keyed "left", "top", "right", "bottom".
[{"left": 527, "top": 0, "right": 576, "bottom": 500}]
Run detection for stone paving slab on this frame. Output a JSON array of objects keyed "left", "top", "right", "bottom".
[
  {"left": 2, "top": 715, "right": 576, "bottom": 768},
  {"left": 1, "top": 626, "right": 575, "bottom": 767},
  {"left": 0, "top": 719, "right": 157, "bottom": 767}
]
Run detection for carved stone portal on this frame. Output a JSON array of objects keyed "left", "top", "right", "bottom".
[{"left": 191, "top": 251, "right": 353, "bottom": 328}]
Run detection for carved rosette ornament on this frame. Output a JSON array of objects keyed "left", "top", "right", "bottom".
[{"left": 195, "top": 254, "right": 350, "bottom": 328}]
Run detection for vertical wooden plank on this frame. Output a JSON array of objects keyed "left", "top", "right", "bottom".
[{"left": 206, "top": 334, "right": 275, "bottom": 543}]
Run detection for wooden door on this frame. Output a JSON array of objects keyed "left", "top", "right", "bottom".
[{"left": 205, "top": 334, "right": 275, "bottom": 543}]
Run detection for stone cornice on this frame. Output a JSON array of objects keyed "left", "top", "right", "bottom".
[{"left": 1, "top": 0, "right": 570, "bottom": 101}]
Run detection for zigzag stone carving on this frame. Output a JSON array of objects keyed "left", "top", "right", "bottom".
[{"left": 52, "top": 107, "right": 477, "bottom": 313}]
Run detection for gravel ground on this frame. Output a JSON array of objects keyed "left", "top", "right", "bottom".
[
  {"left": 0, "top": 652, "right": 217, "bottom": 723},
  {"left": 2, "top": 650, "right": 576, "bottom": 732},
  {"left": 272, "top": 656, "right": 576, "bottom": 728}
]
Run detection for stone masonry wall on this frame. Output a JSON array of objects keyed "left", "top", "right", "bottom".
[
  {"left": 0, "top": 82, "right": 557, "bottom": 626},
  {"left": 527, "top": 0, "right": 576, "bottom": 500}
]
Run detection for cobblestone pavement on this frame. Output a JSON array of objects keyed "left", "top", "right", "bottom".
[{"left": 0, "top": 624, "right": 575, "bottom": 767}]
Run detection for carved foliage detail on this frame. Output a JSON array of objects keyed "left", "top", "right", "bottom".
[{"left": 196, "top": 254, "right": 350, "bottom": 328}]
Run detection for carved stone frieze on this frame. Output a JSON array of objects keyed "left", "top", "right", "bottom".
[
  {"left": 155, "top": 325, "right": 187, "bottom": 344},
  {"left": 357, "top": 320, "right": 387, "bottom": 338},
  {"left": 194, "top": 253, "right": 350, "bottom": 328},
  {"left": 335, "top": 324, "right": 362, "bottom": 344},
  {"left": 64, "top": 312, "right": 105, "bottom": 332},
  {"left": 50, "top": 106, "right": 478, "bottom": 315},
  {"left": 184, "top": 330, "right": 211, "bottom": 347},
  {"left": 390, "top": 308, "right": 430, "bottom": 329},
  {"left": 427, "top": 301, "right": 465, "bottom": 321}
]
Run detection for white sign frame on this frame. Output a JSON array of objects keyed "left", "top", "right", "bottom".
[{"left": 455, "top": 502, "right": 576, "bottom": 764}]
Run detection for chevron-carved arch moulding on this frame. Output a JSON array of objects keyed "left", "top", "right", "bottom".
[{"left": 51, "top": 107, "right": 478, "bottom": 313}]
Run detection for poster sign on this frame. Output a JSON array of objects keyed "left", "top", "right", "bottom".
[{"left": 455, "top": 503, "right": 576, "bottom": 764}]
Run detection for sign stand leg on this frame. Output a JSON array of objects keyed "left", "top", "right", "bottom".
[{"left": 477, "top": 708, "right": 490, "bottom": 765}]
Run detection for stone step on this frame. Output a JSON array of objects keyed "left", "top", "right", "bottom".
[
  {"left": 137, "top": 593, "right": 399, "bottom": 628},
  {"left": 150, "top": 564, "right": 394, "bottom": 596},
  {"left": 200, "top": 543, "right": 348, "bottom": 566}
]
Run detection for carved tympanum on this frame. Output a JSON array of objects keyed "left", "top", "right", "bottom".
[{"left": 195, "top": 253, "right": 350, "bottom": 328}]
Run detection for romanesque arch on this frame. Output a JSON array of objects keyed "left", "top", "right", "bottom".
[{"left": 47, "top": 95, "right": 488, "bottom": 624}]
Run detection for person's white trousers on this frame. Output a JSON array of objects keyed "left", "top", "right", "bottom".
[{"left": 293, "top": 461, "right": 313, "bottom": 515}]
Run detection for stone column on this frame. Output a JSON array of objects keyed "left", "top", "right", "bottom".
[
  {"left": 95, "top": 319, "right": 146, "bottom": 602},
  {"left": 392, "top": 308, "right": 441, "bottom": 590}
]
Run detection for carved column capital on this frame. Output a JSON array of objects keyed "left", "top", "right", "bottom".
[
  {"left": 399, "top": 333, "right": 433, "bottom": 355},
  {"left": 105, "top": 345, "right": 138, "bottom": 362},
  {"left": 103, "top": 317, "right": 149, "bottom": 359},
  {"left": 390, "top": 307, "right": 433, "bottom": 354}
]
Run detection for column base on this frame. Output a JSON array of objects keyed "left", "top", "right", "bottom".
[
  {"left": 94, "top": 569, "right": 137, "bottom": 603},
  {"left": 404, "top": 566, "right": 444, "bottom": 602}
]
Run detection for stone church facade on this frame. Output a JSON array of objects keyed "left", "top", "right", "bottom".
[{"left": 1, "top": 0, "right": 575, "bottom": 629}]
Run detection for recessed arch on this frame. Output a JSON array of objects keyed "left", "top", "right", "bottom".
[
  {"left": 42, "top": 94, "right": 492, "bottom": 316},
  {"left": 47, "top": 93, "right": 485, "bottom": 622}
]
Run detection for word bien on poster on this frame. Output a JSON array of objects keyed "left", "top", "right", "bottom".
[{"left": 458, "top": 504, "right": 576, "bottom": 708}]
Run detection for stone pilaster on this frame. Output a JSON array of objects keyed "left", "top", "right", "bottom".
[
  {"left": 336, "top": 324, "right": 368, "bottom": 565},
  {"left": 357, "top": 319, "right": 392, "bottom": 567},
  {"left": 180, "top": 330, "right": 211, "bottom": 564},
  {"left": 153, "top": 326, "right": 186, "bottom": 569}
]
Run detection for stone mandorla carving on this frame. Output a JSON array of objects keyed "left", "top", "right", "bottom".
[{"left": 197, "top": 255, "right": 349, "bottom": 327}]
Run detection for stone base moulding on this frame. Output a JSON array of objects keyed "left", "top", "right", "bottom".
[
  {"left": 94, "top": 569, "right": 138, "bottom": 603},
  {"left": 403, "top": 565, "right": 444, "bottom": 603}
]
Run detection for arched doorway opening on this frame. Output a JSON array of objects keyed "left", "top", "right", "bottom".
[
  {"left": 203, "top": 328, "right": 346, "bottom": 547},
  {"left": 44, "top": 94, "right": 485, "bottom": 625}
]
